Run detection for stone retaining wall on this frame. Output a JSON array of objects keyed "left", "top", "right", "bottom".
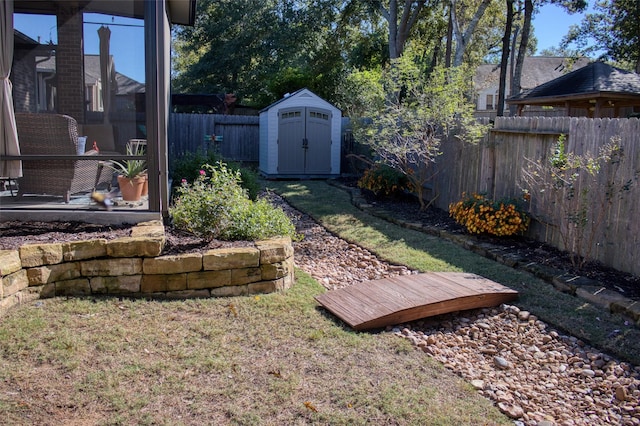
[{"left": 0, "top": 221, "right": 294, "bottom": 317}]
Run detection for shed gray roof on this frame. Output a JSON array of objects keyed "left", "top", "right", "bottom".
[
  {"left": 508, "top": 62, "right": 640, "bottom": 102},
  {"left": 260, "top": 88, "right": 340, "bottom": 113}
]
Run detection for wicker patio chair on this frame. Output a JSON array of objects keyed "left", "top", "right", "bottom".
[{"left": 15, "top": 113, "right": 114, "bottom": 203}]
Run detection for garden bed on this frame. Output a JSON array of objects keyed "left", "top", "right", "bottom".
[
  {"left": 0, "top": 221, "right": 294, "bottom": 317},
  {"left": 335, "top": 177, "right": 640, "bottom": 302}
]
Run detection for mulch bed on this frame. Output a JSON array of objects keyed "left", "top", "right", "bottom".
[
  {"left": 1, "top": 183, "right": 638, "bottom": 301},
  {"left": 343, "top": 179, "right": 640, "bottom": 302},
  {"left": 0, "top": 221, "right": 252, "bottom": 255}
]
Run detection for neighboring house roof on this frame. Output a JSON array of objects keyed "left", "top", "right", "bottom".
[
  {"left": 14, "top": 29, "right": 39, "bottom": 46},
  {"left": 36, "top": 55, "right": 144, "bottom": 95},
  {"left": 474, "top": 56, "right": 591, "bottom": 93},
  {"left": 508, "top": 62, "right": 640, "bottom": 103},
  {"left": 116, "top": 72, "right": 146, "bottom": 94},
  {"left": 14, "top": 29, "right": 54, "bottom": 53}
]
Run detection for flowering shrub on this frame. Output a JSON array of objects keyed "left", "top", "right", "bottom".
[
  {"left": 449, "top": 193, "right": 530, "bottom": 237},
  {"left": 357, "top": 164, "right": 412, "bottom": 197},
  {"left": 170, "top": 162, "right": 297, "bottom": 241},
  {"left": 170, "top": 150, "right": 260, "bottom": 200}
]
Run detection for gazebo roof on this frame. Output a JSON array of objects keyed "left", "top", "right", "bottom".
[{"left": 507, "top": 62, "right": 640, "bottom": 107}]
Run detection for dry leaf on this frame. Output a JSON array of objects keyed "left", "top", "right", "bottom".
[
  {"left": 303, "top": 401, "right": 318, "bottom": 412},
  {"left": 227, "top": 303, "right": 238, "bottom": 317},
  {"left": 268, "top": 370, "right": 281, "bottom": 378}
]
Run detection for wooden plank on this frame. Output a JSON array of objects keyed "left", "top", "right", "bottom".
[
  {"left": 315, "top": 272, "right": 518, "bottom": 330},
  {"left": 431, "top": 117, "right": 640, "bottom": 277}
]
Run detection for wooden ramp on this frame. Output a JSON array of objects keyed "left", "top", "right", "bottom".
[{"left": 315, "top": 272, "right": 518, "bottom": 330}]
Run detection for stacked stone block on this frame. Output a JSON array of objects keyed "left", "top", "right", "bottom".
[{"left": 0, "top": 222, "right": 295, "bottom": 316}]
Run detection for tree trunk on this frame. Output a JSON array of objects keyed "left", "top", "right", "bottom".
[
  {"left": 451, "top": 0, "right": 492, "bottom": 66},
  {"left": 444, "top": 5, "right": 453, "bottom": 68},
  {"left": 497, "top": 0, "right": 514, "bottom": 117},
  {"left": 380, "top": 0, "right": 425, "bottom": 60},
  {"left": 512, "top": 0, "right": 532, "bottom": 99},
  {"left": 508, "top": 22, "right": 519, "bottom": 116}
]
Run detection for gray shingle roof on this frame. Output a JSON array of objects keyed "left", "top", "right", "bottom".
[
  {"left": 509, "top": 62, "right": 640, "bottom": 101},
  {"left": 474, "top": 56, "right": 590, "bottom": 92},
  {"left": 36, "top": 55, "right": 144, "bottom": 95}
]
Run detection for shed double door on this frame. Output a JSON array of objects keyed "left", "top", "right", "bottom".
[{"left": 278, "top": 107, "right": 331, "bottom": 174}]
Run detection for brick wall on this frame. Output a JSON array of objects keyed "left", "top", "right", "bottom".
[
  {"left": 11, "top": 50, "right": 36, "bottom": 113},
  {"left": 56, "top": 4, "right": 85, "bottom": 123}
]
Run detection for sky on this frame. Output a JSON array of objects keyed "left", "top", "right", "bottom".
[
  {"left": 532, "top": 1, "right": 595, "bottom": 55},
  {"left": 14, "top": 13, "right": 146, "bottom": 83},
  {"left": 13, "top": 2, "right": 597, "bottom": 85}
]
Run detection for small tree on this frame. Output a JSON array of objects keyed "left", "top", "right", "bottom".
[
  {"left": 350, "top": 55, "right": 488, "bottom": 210},
  {"left": 521, "top": 135, "right": 634, "bottom": 269}
]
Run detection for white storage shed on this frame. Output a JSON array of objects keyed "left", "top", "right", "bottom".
[{"left": 259, "top": 88, "right": 341, "bottom": 178}]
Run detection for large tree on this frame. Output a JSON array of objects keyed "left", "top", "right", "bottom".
[
  {"left": 450, "top": 0, "right": 494, "bottom": 66},
  {"left": 372, "top": 0, "right": 432, "bottom": 60},
  {"left": 497, "top": 0, "right": 514, "bottom": 117},
  {"left": 172, "top": 0, "right": 342, "bottom": 107},
  {"left": 512, "top": 0, "right": 587, "bottom": 96},
  {"left": 562, "top": 0, "right": 640, "bottom": 72}
]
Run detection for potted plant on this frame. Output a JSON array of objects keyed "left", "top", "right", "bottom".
[{"left": 108, "top": 144, "right": 147, "bottom": 201}]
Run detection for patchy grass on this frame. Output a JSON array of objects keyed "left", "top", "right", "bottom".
[
  {"left": 267, "top": 180, "right": 640, "bottom": 365},
  {"left": 0, "top": 272, "right": 508, "bottom": 425}
]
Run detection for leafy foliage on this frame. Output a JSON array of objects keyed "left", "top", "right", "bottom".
[
  {"left": 106, "top": 143, "right": 147, "bottom": 178},
  {"left": 357, "top": 164, "right": 413, "bottom": 197},
  {"left": 170, "top": 150, "right": 259, "bottom": 200},
  {"left": 170, "top": 162, "right": 297, "bottom": 241},
  {"left": 220, "top": 197, "right": 298, "bottom": 241},
  {"left": 172, "top": 0, "right": 345, "bottom": 108},
  {"left": 449, "top": 193, "right": 530, "bottom": 237},
  {"left": 561, "top": 0, "right": 640, "bottom": 71},
  {"left": 172, "top": 0, "right": 523, "bottom": 109},
  {"left": 349, "top": 54, "right": 488, "bottom": 210}
]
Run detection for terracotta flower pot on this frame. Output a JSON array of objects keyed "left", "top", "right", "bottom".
[
  {"left": 140, "top": 174, "right": 148, "bottom": 197},
  {"left": 117, "top": 175, "right": 146, "bottom": 202}
]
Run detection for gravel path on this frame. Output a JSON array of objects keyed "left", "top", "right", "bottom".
[{"left": 274, "top": 194, "right": 640, "bottom": 426}]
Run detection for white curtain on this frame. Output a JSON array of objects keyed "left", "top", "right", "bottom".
[{"left": 0, "top": 0, "right": 22, "bottom": 178}]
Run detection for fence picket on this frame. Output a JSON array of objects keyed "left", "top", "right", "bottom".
[
  {"left": 169, "top": 114, "right": 259, "bottom": 162},
  {"left": 432, "top": 117, "right": 640, "bottom": 276}
]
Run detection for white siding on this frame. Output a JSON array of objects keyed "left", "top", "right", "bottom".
[
  {"left": 258, "top": 112, "right": 270, "bottom": 174},
  {"left": 259, "top": 89, "right": 341, "bottom": 177}
]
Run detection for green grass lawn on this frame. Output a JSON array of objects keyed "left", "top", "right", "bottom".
[
  {"left": 266, "top": 180, "right": 640, "bottom": 365},
  {"left": 1, "top": 179, "right": 637, "bottom": 425},
  {"left": 0, "top": 272, "right": 509, "bottom": 425}
]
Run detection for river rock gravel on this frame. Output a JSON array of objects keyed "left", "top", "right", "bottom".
[{"left": 273, "top": 193, "right": 640, "bottom": 426}]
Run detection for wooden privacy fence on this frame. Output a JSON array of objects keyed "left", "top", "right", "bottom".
[
  {"left": 430, "top": 117, "right": 640, "bottom": 276},
  {"left": 168, "top": 114, "right": 259, "bottom": 162}
]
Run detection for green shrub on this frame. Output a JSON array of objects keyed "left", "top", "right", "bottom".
[
  {"left": 169, "top": 162, "right": 297, "bottom": 241},
  {"left": 170, "top": 150, "right": 260, "bottom": 200},
  {"left": 170, "top": 151, "right": 222, "bottom": 184},
  {"left": 236, "top": 164, "right": 260, "bottom": 201},
  {"left": 357, "top": 164, "right": 412, "bottom": 197},
  {"left": 221, "top": 198, "right": 297, "bottom": 241}
]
